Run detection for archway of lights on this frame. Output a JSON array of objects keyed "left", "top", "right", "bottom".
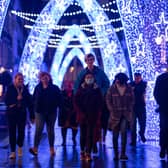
[
  {"left": 19, "top": 0, "right": 129, "bottom": 93},
  {"left": 50, "top": 24, "right": 99, "bottom": 87},
  {"left": 58, "top": 48, "right": 85, "bottom": 84},
  {"left": 16, "top": 0, "right": 168, "bottom": 141}
]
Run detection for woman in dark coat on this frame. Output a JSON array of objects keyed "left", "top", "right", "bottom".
[
  {"left": 29, "top": 72, "right": 62, "bottom": 157},
  {"left": 74, "top": 71, "right": 103, "bottom": 161},
  {"left": 58, "top": 81, "right": 78, "bottom": 146},
  {"left": 5, "top": 72, "right": 34, "bottom": 159},
  {"left": 106, "top": 73, "right": 134, "bottom": 160}
]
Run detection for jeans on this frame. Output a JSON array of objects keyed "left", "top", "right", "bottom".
[
  {"left": 113, "top": 117, "right": 128, "bottom": 153},
  {"left": 131, "top": 106, "right": 146, "bottom": 143},
  {"left": 8, "top": 113, "right": 26, "bottom": 152},
  {"left": 34, "top": 112, "right": 57, "bottom": 148},
  {"left": 80, "top": 123, "right": 95, "bottom": 154}
]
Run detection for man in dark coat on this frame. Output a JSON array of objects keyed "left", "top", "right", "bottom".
[
  {"left": 74, "top": 53, "right": 110, "bottom": 145},
  {"left": 154, "top": 70, "right": 168, "bottom": 159},
  {"left": 130, "top": 73, "right": 147, "bottom": 146}
]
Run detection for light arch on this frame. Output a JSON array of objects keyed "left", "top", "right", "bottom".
[
  {"left": 58, "top": 48, "right": 85, "bottom": 87},
  {"left": 19, "top": 0, "right": 130, "bottom": 93},
  {"left": 50, "top": 24, "right": 98, "bottom": 87}
]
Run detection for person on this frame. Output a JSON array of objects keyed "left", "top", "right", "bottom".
[
  {"left": 153, "top": 70, "right": 168, "bottom": 159},
  {"left": 74, "top": 72, "right": 103, "bottom": 161},
  {"left": 4, "top": 72, "right": 35, "bottom": 159},
  {"left": 130, "top": 73, "right": 147, "bottom": 146},
  {"left": 58, "top": 81, "right": 78, "bottom": 146},
  {"left": 74, "top": 53, "right": 110, "bottom": 146},
  {"left": 106, "top": 72, "right": 134, "bottom": 160},
  {"left": 0, "top": 70, "right": 12, "bottom": 100},
  {"left": 29, "top": 72, "right": 62, "bottom": 157}
]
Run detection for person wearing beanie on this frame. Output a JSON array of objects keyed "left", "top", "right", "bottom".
[{"left": 106, "top": 72, "right": 134, "bottom": 160}]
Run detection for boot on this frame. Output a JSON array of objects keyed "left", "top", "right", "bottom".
[
  {"left": 139, "top": 131, "right": 146, "bottom": 143},
  {"left": 29, "top": 147, "right": 38, "bottom": 156},
  {"left": 18, "top": 147, "right": 23, "bottom": 157}
]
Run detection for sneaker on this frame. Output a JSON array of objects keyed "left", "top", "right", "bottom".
[
  {"left": 29, "top": 148, "right": 38, "bottom": 156},
  {"left": 85, "top": 153, "right": 92, "bottom": 162},
  {"left": 80, "top": 151, "right": 86, "bottom": 160},
  {"left": 50, "top": 148, "right": 55, "bottom": 157},
  {"left": 139, "top": 132, "right": 146, "bottom": 143},
  {"left": 18, "top": 147, "right": 23, "bottom": 157},
  {"left": 120, "top": 154, "right": 128, "bottom": 160},
  {"left": 9, "top": 152, "right": 16, "bottom": 159}
]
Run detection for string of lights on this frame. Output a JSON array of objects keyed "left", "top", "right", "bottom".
[
  {"left": 15, "top": 0, "right": 167, "bottom": 141},
  {"left": 19, "top": 0, "right": 127, "bottom": 93},
  {"left": 10, "top": 0, "right": 118, "bottom": 18},
  {"left": 11, "top": 7, "right": 119, "bottom": 18},
  {"left": 12, "top": 10, "right": 122, "bottom": 28},
  {"left": 25, "top": 24, "right": 123, "bottom": 44}
]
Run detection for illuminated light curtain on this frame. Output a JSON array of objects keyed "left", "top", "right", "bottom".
[
  {"left": 0, "top": 0, "right": 11, "bottom": 37},
  {"left": 77, "top": 0, "right": 129, "bottom": 80},
  {"left": 117, "top": 0, "right": 157, "bottom": 141},
  {"left": 58, "top": 48, "right": 85, "bottom": 85},
  {"left": 117, "top": 0, "right": 168, "bottom": 141},
  {"left": 19, "top": 0, "right": 129, "bottom": 93},
  {"left": 50, "top": 24, "right": 96, "bottom": 87}
]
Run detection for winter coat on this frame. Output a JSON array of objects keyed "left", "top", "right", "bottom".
[
  {"left": 74, "top": 83, "right": 103, "bottom": 125},
  {"left": 106, "top": 83, "right": 134, "bottom": 130},
  {"left": 5, "top": 84, "right": 34, "bottom": 120},
  {"left": 58, "top": 90, "right": 78, "bottom": 127},
  {"left": 33, "top": 82, "right": 62, "bottom": 114},
  {"left": 154, "top": 72, "right": 168, "bottom": 116}
]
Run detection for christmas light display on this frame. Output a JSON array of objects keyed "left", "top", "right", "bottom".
[
  {"left": 117, "top": 0, "right": 167, "bottom": 140},
  {"left": 14, "top": 0, "right": 167, "bottom": 141},
  {"left": 50, "top": 24, "right": 98, "bottom": 87},
  {"left": 19, "top": 0, "right": 128, "bottom": 93},
  {"left": 55, "top": 47, "right": 85, "bottom": 83},
  {"left": 0, "top": 0, "right": 11, "bottom": 37}
]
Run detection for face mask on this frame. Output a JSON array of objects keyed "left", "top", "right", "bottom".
[{"left": 85, "top": 78, "right": 94, "bottom": 85}]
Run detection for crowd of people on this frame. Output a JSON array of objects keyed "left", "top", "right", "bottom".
[{"left": 4, "top": 53, "right": 168, "bottom": 161}]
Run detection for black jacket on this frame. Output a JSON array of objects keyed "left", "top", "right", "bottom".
[
  {"left": 5, "top": 84, "right": 34, "bottom": 120},
  {"left": 33, "top": 82, "right": 62, "bottom": 114},
  {"left": 154, "top": 72, "right": 168, "bottom": 109}
]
